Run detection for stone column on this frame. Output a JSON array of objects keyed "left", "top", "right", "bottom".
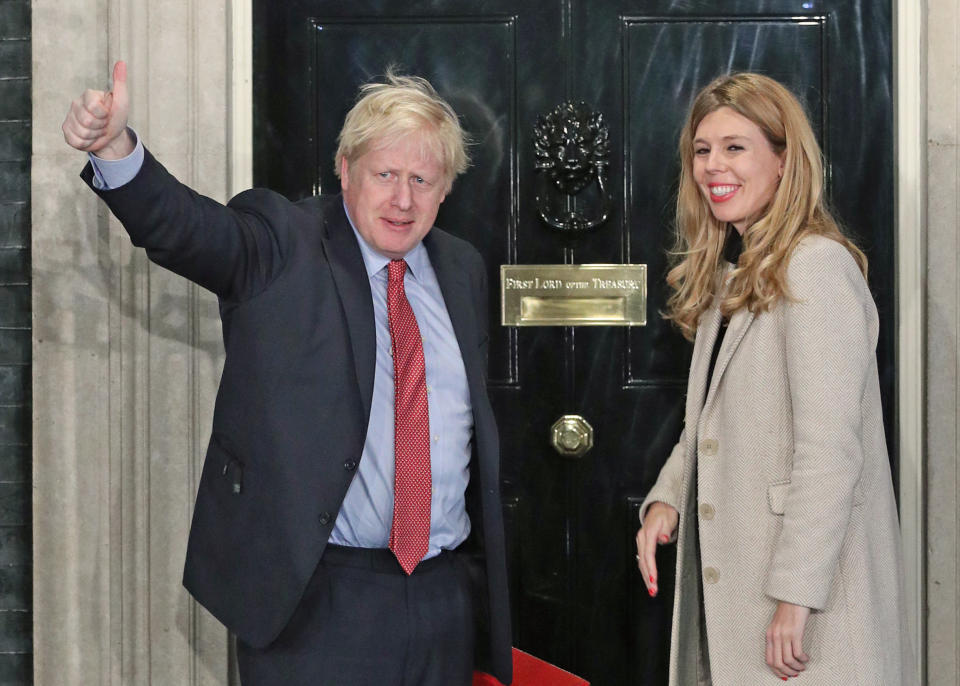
[
  {"left": 926, "top": 0, "right": 960, "bottom": 681},
  {"left": 32, "top": 0, "right": 232, "bottom": 683}
]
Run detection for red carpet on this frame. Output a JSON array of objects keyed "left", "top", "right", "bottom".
[{"left": 473, "top": 648, "right": 590, "bottom": 685}]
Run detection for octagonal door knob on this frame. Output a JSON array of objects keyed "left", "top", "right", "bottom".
[{"left": 550, "top": 414, "right": 594, "bottom": 458}]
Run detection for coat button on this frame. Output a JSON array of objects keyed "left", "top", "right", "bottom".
[
  {"left": 317, "top": 512, "right": 331, "bottom": 525},
  {"left": 703, "top": 567, "right": 720, "bottom": 584},
  {"left": 343, "top": 459, "right": 357, "bottom": 471},
  {"left": 699, "top": 503, "right": 715, "bottom": 520},
  {"left": 699, "top": 439, "right": 718, "bottom": 456}
]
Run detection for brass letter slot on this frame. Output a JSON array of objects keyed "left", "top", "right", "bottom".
[
  {"left": 502, "top": 264, "right": 646, "bottom": 327},
  {"left": 521, "top": 297, "right": 627, "bottom": 323}
]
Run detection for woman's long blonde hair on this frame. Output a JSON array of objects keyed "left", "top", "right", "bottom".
[{"left": 665, "top": 72, "right": 867, "bottom": 340}]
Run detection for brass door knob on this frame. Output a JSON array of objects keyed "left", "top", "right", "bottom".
[{"left": 550, "top": 415, "right": 594, "bottom": 458}]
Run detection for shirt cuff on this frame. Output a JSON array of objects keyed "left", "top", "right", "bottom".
[{"left": 88, "top": 128, "right": 144, "bottom": 190}]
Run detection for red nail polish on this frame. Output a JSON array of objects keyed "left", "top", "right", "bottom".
[
  {"left": 658, "top": 535, "right": 668, "bottom": 543},
  {"left": 781, "top": 678, "right": 787, "bottom": 681},
  {"left": 648, "top": 587, "right": 656, "bottom": 597},
  {"left": 649, "top": 575, "right": 654, "bottom": 583}
]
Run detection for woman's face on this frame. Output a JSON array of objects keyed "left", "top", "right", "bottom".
[{"left": 692, "top": 106, "right": 784, "bottom": 234}]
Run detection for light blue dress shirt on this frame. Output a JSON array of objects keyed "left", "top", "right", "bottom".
[
  {"left": 88, "top": 141, "right": 474, "bottom": 558},
  {"left": 329, "top": 212, "right": 473, "bottom": 557},
  {"left": 87, "top": 128, "right": 145, "bottom": 189}
]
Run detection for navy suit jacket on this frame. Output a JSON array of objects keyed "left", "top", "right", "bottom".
[{"left": 82, "top": 150, "right": 512, "bottom": 683}]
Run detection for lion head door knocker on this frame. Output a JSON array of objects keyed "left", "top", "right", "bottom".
[{"left": 534, "top": 101, "right": 612, "bottom": 233}]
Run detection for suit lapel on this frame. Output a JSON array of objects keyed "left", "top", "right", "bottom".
[
  {"left": 423, "top": 230, "right": 483, "bottom": 392},
  {"left": 320, "top": 200, "right": 376, "bottom": 423}
]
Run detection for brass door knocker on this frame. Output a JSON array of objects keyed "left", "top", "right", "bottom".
[{"left": 534, "top": 101, "right": 611, "bottom": 233}]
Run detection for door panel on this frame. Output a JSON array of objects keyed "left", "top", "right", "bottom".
[{"left": 254, "top": 3, "right": 892, "bottom": 683}]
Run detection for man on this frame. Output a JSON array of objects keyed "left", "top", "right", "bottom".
[{"left": 62, "top": 61, "right": 512, "bottom": 686}]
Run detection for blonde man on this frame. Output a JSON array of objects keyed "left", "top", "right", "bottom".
[{"left": 63, "top": 62, "right": 512, "bottom": 686}]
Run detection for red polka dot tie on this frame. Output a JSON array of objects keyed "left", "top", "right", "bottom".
[{"left": 387, "top": 259, "right": 432, "bottom": 575}]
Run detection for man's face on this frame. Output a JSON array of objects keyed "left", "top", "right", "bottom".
[{"left": 341, "top": 135, "right": 448, "bottom": 259}]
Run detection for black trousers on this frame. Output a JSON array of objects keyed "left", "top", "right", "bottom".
[{"left": 237, "top": 545, "right": 475, "bottom": 686}]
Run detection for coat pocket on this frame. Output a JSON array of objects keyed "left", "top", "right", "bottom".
[
  {"left": 767, "top": 478, "right": 865, "bottom": 515},
  {"left": 209, "top": 433, "right": 244, "bottom": 495},
  {"left": 767, "top": 480, "right": 791, "bottom": 515}
]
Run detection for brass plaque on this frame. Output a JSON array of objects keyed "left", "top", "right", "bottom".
[{"left": 501, "top": 264, "right": 647, "bottom": 326}]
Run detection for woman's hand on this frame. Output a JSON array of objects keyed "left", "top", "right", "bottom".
[
  {"left": 765, "top": 601, "right": 811, "bottom": 679},
  {"left": 635, "top": 502, "right": 679, "bottom": 598}
]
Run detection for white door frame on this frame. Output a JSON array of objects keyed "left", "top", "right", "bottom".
[{"left": 894, "top": 1, "right": 926, "bottom": 683}]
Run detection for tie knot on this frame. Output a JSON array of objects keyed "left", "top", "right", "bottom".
[{"left": 388, "top": 259, "right": 407, "bottom": 284}]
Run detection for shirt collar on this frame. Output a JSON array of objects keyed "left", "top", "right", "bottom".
[{"left": 343, "top": 199, "right": 428, "bottom": 282}]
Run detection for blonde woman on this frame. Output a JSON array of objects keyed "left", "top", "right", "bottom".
[{"left": 634, "top": 73, "right": 914, "bottom": 685}]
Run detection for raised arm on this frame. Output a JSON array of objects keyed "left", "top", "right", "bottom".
[{"left": 62, "top": 61, "right": 292, "bottom": 302}]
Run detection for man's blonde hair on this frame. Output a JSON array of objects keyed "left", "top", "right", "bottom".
[
  {"left": 665, "top": 72, "right": 867, "bottom": 340},
  {"left": 334, "top": 69, "right": 470, "bottom": 193}
]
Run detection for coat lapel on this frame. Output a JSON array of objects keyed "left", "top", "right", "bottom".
[
  {"left": 688, "top": 261, "right": 759, "bottom": 423},
  {"left": 686, "top": 304, "right": 724, "bottom": 425},
  {"left": 702, "top": 306, "right": 755, "bottom": 414},
  {"left": 320, "top": 200, "right": 376, "bottom": 424}
]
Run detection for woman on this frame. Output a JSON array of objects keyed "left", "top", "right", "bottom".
[{"left": 635, "top": 73, "right": 914, "bottom": 685}]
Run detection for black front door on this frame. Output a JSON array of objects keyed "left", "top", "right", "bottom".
[{"left": 254, "top": 2, "right": 893, "bottom": 683}]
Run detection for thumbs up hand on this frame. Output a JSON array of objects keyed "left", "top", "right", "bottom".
[{"left": 62, "top": 60, "right": 133, "bottom": 159}]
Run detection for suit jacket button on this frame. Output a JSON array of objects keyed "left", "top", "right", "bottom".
[
  {"left": 318, "top": 512, "right": 331, "bottom": 525},
  {"left": 699, "top": 503, "right": 715, "bottom": 520},
  {"left": 699, "top": 439, "right": 718, "bottom": 456},
  {"left": 703, "top": 567, "right": 720, "bottom": 584},
  {"left": 344, "top": 460, "right": 357, "bottom": 471}
]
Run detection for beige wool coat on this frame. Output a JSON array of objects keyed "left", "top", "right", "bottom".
[{"left": 640, "top": 235, "right": 915, "bottom": 685}]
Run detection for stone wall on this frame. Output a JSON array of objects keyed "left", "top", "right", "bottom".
[
  {"left": 926, "top": 0, "right": 960, "bottom": 681},
  {"left": 31, "top": 0, "right": 233, "bottom": 682}
]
